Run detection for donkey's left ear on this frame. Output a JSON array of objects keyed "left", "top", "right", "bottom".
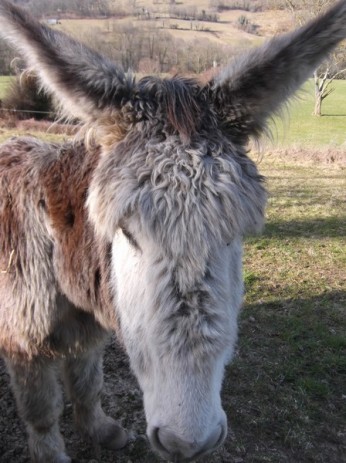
[
  {"left": 0, "top": 0, "right": 134, "bottom": 122},
  {"left": 209, "top": 0, "right": 346, "bottom": 144}
]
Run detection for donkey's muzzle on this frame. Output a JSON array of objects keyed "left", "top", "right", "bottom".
[{"left": 148, "top": 422, "right": 227, "bottom": 462}]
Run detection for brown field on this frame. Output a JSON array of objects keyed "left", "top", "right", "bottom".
[{"left": 55, "top": 4, "right": 293, "bottom": 48}]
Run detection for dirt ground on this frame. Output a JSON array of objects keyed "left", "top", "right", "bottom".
[
  {"left": 0, "top": 337, "right": 157, "bottom": 463},
  {"left": 0, "top": 337, "right": 234, "bottom": 463},
  {"left": 1, "top": 327, "right": 345, "bottom": 463}
]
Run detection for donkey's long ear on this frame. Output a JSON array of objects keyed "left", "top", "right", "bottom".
[
  {"left": 0, "top": 0, "right": 134, "bottom": 121},
  {"left": 210, "top": 0, "right": 346, "bottom": 143}
]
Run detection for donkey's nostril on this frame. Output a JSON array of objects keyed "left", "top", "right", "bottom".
[
  {"left": 149, "top": 424, "right": 225, "bottom": 461},
  {"left": 157, "top": 428, "right": 198, "bottom": 458},
  {"left": 153, "top": 427, "right": 197, "bottom": 460}
]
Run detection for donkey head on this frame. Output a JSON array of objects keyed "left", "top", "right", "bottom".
[{"left": 1, "top": 1, "right": 345, "bottom": 460}]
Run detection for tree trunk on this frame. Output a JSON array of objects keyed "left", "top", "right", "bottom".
[
  {"left": 314, "top": 91, "right": 322, "bottom": 116},
  {"left": 313, "top": 69, "right": 324, "bottom": 116}
]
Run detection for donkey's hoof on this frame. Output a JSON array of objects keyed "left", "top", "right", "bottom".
[{"left": 98, "top": 421, "right": 128, "bottom": 450}]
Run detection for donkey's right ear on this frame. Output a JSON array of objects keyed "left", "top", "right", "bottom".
[
  {"left": 0, "top": 0, "right": 134, "bottom": 122},
  {"left": 209, "top": 0, "right": 346, "bottom": 144}
]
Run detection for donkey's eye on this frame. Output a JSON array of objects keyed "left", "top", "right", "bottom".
[{"left": 121, "top": 228, "right": 140, "bottom": 250}]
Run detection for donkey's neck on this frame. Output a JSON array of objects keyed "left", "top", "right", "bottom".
[{"left": 41, "top": 141, "right": 119, "bottom": 332}]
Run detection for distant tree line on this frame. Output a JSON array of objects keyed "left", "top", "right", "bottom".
[
  {"left": 3, "top": 0, "right": 345, "bottom": 82},
  {"left": 208, "top": 0, "right": 288, "bottom": 12},
  {"left": 0, "top": 21, "right": 238, "bottom": 77},
  {"left": 11, "top": 0, "right": 111, "bottom": 17},
  {"left": 169, "top": 6, "right": 219, "bottom": 23},
  {"left": 79, "top": 23, "right": 237, "bottom": 74}
]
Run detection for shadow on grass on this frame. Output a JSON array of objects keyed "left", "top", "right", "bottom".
[
  {"left": 242, "top": 289, "right": 346, "bottom": 317},
  {"left": 222, "top": 289, "right": 346, "bottom": 463},
  {"left": 264, "top": 216, "right": 346, "bottom": 238},
  {"left": 240, "top": 289, "right": 346, "bottom": 401}
]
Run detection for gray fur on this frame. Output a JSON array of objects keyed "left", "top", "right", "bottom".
[{"left": 0, "top": 1, "right": 346, "bottom": 462}]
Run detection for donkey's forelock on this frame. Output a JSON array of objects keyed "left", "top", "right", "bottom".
[
  {"left": 88, "top": 131, "right": 266, "bottom": 291},
  {"left": 137, "top": 76, "right": 204, "bottom": 142}
]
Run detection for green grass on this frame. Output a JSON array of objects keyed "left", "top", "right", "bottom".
[
  {"left": 0, "top": 76, "right": 12, "bottom": 99},
  {"left": 0, "top": 128, "right": 67, "bottom": 144},
  {"left": 272, "top": 79, "right": 346, "bottom": 147}
]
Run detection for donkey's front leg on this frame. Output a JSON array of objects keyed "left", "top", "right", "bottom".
[
  {"left": 6, "top": 357, "right": 70, "bottom": 463},
  {"left": 63, "top": 346, "right": 128, "bottom": 451}
]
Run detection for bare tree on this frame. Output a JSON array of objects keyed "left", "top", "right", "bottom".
[{"left": 286, "top": 0, "right": 346, "bottom": 115}]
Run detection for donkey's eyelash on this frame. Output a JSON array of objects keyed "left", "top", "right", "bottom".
[{"left": 121, "top": 228, "right": 140, "bottom": 250}]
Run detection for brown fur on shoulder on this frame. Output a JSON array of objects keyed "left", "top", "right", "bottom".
[{"left": 0, "top": 138, "right": 117, "bottom": 360}]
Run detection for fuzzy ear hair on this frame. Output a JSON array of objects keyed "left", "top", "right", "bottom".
[
  {"left": 210, "top": 0, "right": 346, "bottom": 143},
  {"left": 0, "top": 0, "right": 134, "bottom": 122}
]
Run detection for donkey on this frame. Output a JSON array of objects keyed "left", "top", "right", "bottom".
[{"left": 0, "top": 1, "right": 346, "bottom": 462}]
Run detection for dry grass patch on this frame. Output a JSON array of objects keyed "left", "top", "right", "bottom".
[
  {"left": 0, "top": 117, "right": 77, "bottom": 143},
  {"left": 262, "top": 146, "right": 346, "bottom": 167}
]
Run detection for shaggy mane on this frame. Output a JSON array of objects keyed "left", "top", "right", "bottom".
[{"left": 137, "top": 76, "right": 202, "bottom": 142}]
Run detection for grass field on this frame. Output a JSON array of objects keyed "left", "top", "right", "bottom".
[
  {"left": 225, "top": 157, "right": 346, "bottom": 462},
  {"left": 272, "top": 79, "right": 346, "bottom": 147},
  {"left": 0, "top": 76, "right": 12, "bottom": 99}
]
